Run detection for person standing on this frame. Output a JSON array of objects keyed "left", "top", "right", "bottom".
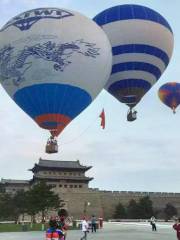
[
  {"left": 46, "top": 219, "right": 64, "bottom": 240},
  {"left": 173, "top": 218, "right": 180, "bottom": 240},
  {"left": 150, "top": 216, "right": 157, "bottom": 231},
  {"left": 57, "top": 209, "right": 69, "bottom": 240},
  {"left": 58, "top": 216, "right": 68, "bottom": 240},
  {"left": 80, "top": 217, "right": 89, "bottom": 240},
  {"left": 91, "top": 215, "right": 97, "bottom": 233}
]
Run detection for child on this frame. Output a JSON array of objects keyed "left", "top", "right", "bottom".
[
  {"left": 80, "top": 217, "right": 89, "bottom": 240},
  {"left": 46, "top": 219, "right": 64, "bottom": 240}
]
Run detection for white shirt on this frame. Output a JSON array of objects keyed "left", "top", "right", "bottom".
[
  {"left": 81, "top": 220, "right": 88, "bottom": 232},
  {"left": 150, "top": 217, "right": 156, "bottom": 224}
]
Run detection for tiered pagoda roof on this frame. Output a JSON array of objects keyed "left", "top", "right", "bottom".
[
  {"left": 30, "top": 158, "right": 93, "bottom": 183},
  {"left": 31, "top": 175, "right": 93, "bottom": 183},
  {"left": 30, "top": 158, "right": 92, "bottom": 172}
]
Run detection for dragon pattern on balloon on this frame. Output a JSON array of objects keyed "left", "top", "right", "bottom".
[
  {"left": 0, "top": 7, "right": 112, "bottom": 153},
  {"left": 0, "top": 40, "right": 100, "bottom": 86}
]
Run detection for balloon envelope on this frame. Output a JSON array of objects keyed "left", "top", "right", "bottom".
[
  {"left": 0, "top": 8, "right": 112, "bottom": 136},
  {"left": 158, "top": 82, "right": 180, "bottom": 112},
  {"left": 94, "top": 4, "right": 174, "bottom": 108}
]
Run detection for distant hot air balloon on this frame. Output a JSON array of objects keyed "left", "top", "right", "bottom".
[
  {"left": 0, "top": 8, "right": 112, "bottom": 153},
  {"left": 158, "top": 82, "right": 180, "bottom": 113},
  {"left": 94, "top": 4, "right": 174, "bottom": 121}
]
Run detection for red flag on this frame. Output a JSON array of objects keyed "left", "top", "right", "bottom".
[{"left": 99, "top": 109, "right": 105, "bottom": 129}]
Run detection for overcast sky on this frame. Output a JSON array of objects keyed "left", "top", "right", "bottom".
[{"left": 0, "top": 0, "right": 180, "bottom": 193}]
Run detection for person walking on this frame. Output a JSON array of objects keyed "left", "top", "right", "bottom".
[
  {"left": 80, "top": 217, "right": 89, "bottom": 240},
  {"left": 150, "top": 216, "right": 157, "bottom": 231},
  {"left": 91, "top": 215, "right": 97, "bottom": 233},
  {"left": 173, "top": 218, "right": 180, "bottom": 240}
]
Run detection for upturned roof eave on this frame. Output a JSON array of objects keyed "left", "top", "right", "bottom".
[{"left": 29, "top": 165, "right": 92, "bottom": 173}]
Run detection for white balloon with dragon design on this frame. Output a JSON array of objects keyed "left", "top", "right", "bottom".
[{"left": 0, "top": 8, "right": 112, "bottom": 152}]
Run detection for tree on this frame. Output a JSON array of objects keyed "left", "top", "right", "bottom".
[
  {"left": 138, "top": 196, "right": 154, "bottom": 219},
  {"left": 127, "top": 199, "right": 140, "bottom": 219},
  {"left": 113, "top": 202, "right": 127, "bottom": 219},
  {"left": 12, "top": 190, "right": 29, "bottom": 223},
  {"left": 0, "top": 184, "right": 5, "bottom": 193},
  {"left": 0, "top": 193, "right": 15, "bottom": 220},
  {"left": 27, "top": 181, "right": 65, "bottom": 222},
  {"left": 25, "top": 190, "right": 40, "bottom": 225},
  {"left": 0, "top": 190, "right": 32, "bottom": 223},
  {"left": 164, "top": 203, "right": 177, "bottom": 221},
  {"left": 127, "top": 197, "right": 154, "bottom": 219}
]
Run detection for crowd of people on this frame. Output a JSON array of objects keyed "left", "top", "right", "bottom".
[
  {"left": 46, "top": 214, "right": 99, "bottom": 240},
  {"left": 45, "top": 213, "right": 180, "bottom": 240}
]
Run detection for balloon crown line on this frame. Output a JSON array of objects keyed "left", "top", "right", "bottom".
[{"left": 1, "top": 8, "right": 74, "bottom": 32}]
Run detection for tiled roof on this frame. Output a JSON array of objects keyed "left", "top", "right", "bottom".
[
  {"left": 37, "top": 158, "right": 92, "bottom": 169},
  {"left": 1, "top": 178, "right": 29, "bottom": 184},
  {"left": 33, "top": 175, "right": 93, "bottom": 181}
]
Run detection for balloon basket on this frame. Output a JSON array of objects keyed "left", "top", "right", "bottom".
[
  {"left": 127, "top": 109, "right": 137, "bottom": 122},
  {"left": 45, "top": 138, "right": 58, "bottom": 154}
]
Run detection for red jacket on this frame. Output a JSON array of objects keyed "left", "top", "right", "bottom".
[
  {"left": 46, "top": 228, "right": 64, "bottom": 240},
  {"left": 173, "top": 223, "right": 180, "bottom": 239}
]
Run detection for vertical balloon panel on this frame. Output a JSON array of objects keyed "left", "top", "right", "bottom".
[{"left": 94, "top": 4, "right": 174, "bottom": 109}]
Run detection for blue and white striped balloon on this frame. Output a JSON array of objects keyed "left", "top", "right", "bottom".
[{"left": 94, "top": 4, "right": 174, "bottom": 108}]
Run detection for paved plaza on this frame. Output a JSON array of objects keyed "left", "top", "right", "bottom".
[{"left": 0, "top": 222, "right": 177, "bottom": 240}]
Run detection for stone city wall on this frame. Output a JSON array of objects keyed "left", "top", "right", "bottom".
[{"left": 59, "top": 189, "right": 180, "bottom": 219}]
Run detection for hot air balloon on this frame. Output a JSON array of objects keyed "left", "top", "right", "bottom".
[
  {"left": 94, "top": 4, "right": 174, "bottom": 121},
  {"left": 158, "top": 82, "right": 180, "bottom": 113},
  {"left": 0, "top": 8, "right": 112, "bottom": 153}
]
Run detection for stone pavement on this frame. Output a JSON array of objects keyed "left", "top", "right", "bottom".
[{"left": 0, "top": 222, "right": 177, "bottom": 240}]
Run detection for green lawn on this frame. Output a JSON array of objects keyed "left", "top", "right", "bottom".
[
  {"left": 0, "top": 223, "right": 46, "bottom": 232},
  {"left": 0, "top": 223, "right": 77, "bottom": 232}
]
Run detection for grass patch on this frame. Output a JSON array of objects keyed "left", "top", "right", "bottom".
[
  {"left": 0, "top": 223, "right": 78, "bottom": 232},
  {"left": 0, "top": 223, "right": 46, "bottom": 232}
]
